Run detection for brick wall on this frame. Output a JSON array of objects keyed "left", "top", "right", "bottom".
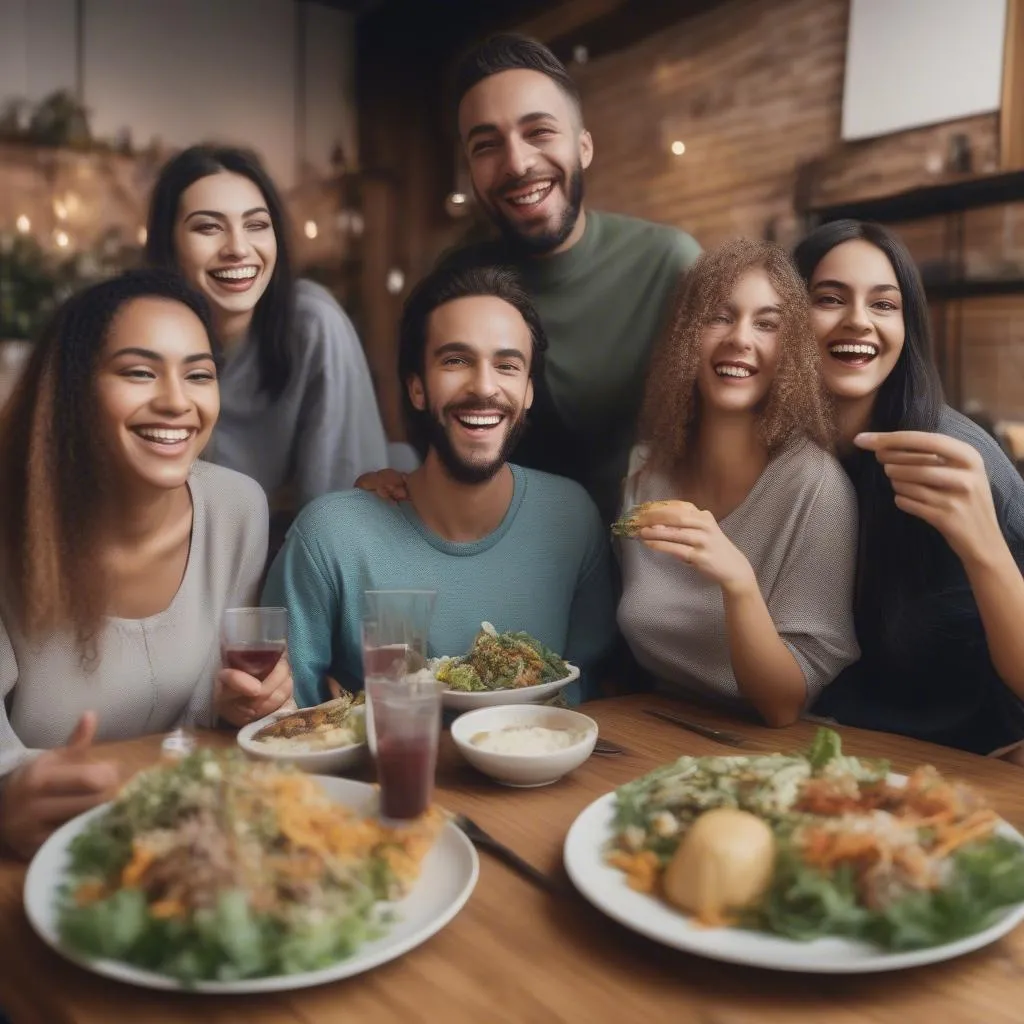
[{"left": 566, "top": 0, "right": 1024, "bottom": 420}]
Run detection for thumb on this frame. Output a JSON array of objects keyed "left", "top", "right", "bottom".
[{"left": 66, "top": 711, "right": 98, "bottom": 751}]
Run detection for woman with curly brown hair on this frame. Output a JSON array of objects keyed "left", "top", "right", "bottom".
[
  {"left": 0, "top": 270, "right": 292, "bottom": 858},
  {"left": 616, "top": 238, "right": 859, "bottom": 726}
]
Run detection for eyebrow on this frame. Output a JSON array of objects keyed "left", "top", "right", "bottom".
[
  {"left": 433, "top": 341, "right": 527, "bottom": 361},
  {"left": 466, "top": 111, "right": 557, "bottom": 142},
  {"left": 718, "top": 302, "right": 783, "bottom": 316},
  {"left": 108, "top": 346, "right": 215, "bottom": 364},
  {"left": 183, "top": 207, "right": 269, "bottom": 222},
  {"left": 812, "top": 278, "right": 900, "bottom": 294}
]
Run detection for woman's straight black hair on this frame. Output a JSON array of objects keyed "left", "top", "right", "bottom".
[
  {"left": 146, "top": 144, "right": 295, "bottom": 399},
  {"left": 794, "top": 219, "right": 946, "bottom": 649}
]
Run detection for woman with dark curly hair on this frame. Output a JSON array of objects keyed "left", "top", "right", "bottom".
[
  {"left": 616, "top": 238, "right": 859, "bottom": 726},
  {"left": 0, "top": 270, "right": 292, "bottom": 858}
]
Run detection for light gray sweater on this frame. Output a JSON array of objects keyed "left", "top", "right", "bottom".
[
  {"left": 0, "top": 462, "right": 268, "bottom": 777},
  {"left": 617, "top": 439, "right": 860, "bottom": 712},
  {"left": 204, "top": 280, "right": 389, "bottom": 509}
]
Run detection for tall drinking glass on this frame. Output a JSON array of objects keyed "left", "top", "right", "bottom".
[
  {"left": 369, "top": 676, "right": 444, "bottom": 825},
  {"left": 361, "top": 590, "right": 436, "bottom": 756}
]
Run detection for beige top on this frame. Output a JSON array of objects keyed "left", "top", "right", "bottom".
[
  {"left": 617, "top": 439, "right": 860, "bottom": 712},
  {"left": 0, "top": 461, "right": 268, "bottom": 776}
]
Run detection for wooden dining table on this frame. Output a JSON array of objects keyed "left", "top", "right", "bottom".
[{"left": 2, "top": 693, "right": 1024, "bottom": 1024}]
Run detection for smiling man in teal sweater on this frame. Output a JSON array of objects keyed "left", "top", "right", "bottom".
[{"left": 263, "top": 262, "right": 616, "bottom": 707}]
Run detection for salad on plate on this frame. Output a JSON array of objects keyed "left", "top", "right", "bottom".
[
  {"left": 57, "top": 751, "right": 444, "bottom": 982},
  {"left": 433, "top": 622, "right": 570, "bottom": 693},
  {"left": 607, "top": 728, "right": 1024, "bottom": 950}
]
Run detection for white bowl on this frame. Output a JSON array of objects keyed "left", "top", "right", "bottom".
[
  {"left": 237, "top": 705, "right": 368, "bottom": 774},
  {"left": 450, "top": 705, "right": 598, "bottom": 787},
  {"left": 438, "top": 663, "right": 581, "bottom": 712}
]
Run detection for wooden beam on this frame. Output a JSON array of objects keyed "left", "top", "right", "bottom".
[
  {"left": 516, "top": 0, "right": 626, "bottom": 43},
  {"left": 1001, "top": 0, "right": 1024, "bottom": 168}
]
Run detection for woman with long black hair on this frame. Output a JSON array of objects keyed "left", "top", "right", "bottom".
[
  {"left": 146, "top": 145, "right": 388, "bottom": 514},
  {"left": 795, "top": 219, "right": 1024, "bottom": 756}
]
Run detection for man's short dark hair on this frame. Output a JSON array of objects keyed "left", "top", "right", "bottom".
[
  {"left": 453, "top": 33, "right": 582, "bottom": 121},
  {"left": 397, "top": 262, "right": 548, "bottom": 457}
]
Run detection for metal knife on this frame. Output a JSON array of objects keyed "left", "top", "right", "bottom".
[{"left": 643, "top": 708, "right": 746, "bottom": 747}]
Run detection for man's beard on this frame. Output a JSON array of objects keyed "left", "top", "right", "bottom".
[
  {"left": 488, "top": 162, "right": 585, "bottom": 256},
  {"left": 424, "top": 397, "right": 528, "bottom": 484}
]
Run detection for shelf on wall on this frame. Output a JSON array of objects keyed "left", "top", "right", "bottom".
[
  {"left": 805, "top": 170, "right": 1024, "bottom": 224},
  {"left": 924, "top": 277, "right": 1024, "bottom": 300}
]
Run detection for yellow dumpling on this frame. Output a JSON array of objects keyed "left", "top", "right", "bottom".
[{"left": 662, "top": 808, "right": 776, "bottom": 925}]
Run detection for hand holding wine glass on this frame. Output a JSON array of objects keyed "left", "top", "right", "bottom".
[{"left": 216, "top": 607, "right": 294, "bottom": 726}]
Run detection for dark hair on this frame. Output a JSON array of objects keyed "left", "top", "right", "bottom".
[
  {"left": 793, "top": 219, "right": 946, "bottom": 650},
  {"left": 639, "top": 237, "right": 834, "bottom": 479},
  {"left": 0, "top": 269, "right": 216, "bottom": 653},
  {"left": 145, "top": 144, "right": 295, "bottom": 399},
  {"left": 453, "top": 33, "right": 582, "bottom": 121},
  {"left": 397, "top": 263, "right": 547, "bottom": 457}
]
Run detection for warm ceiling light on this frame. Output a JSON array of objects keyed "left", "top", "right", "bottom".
[
  {"left": 137, "top": 226, "right": 148, "bottom": 246},
  {"left": 671, "top": 140, "right": 686, "bottom": 156},
  {"left": 15, "top": 215, "right": 30, "bottom": 233},
  {"left": 385, "top": 268, "right": 405, "bottom": 295},
  {"left": 54, "top": 230, "right": 70, "bottom": 248},
  {"left": 448, "top": 191, "right": 467, "bottom": 205},
  {"left": 53, "top": 199, "right": 68, "bottom": 220},
  {"left": 304, "top": 220, "right": 318, "bottom": 239}
]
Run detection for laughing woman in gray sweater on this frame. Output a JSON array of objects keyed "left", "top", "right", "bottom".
[
  {"left": 146, "top": 145, "right": 388, "bottom": 515},
  {"left": 0, "top": 271, "right": 292, "bottom": 858},
  {"left": 616, "top": 239, "right": 859, "bottom": 727}
]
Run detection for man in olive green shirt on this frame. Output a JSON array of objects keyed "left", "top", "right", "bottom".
[{"left": 446, "top": 33, "right": 701, "bottom": 522}]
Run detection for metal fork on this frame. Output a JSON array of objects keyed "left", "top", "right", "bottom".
[{"left": 453, "top": 814, "right": 560, "bottom": 893}]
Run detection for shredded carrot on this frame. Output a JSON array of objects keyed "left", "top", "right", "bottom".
[
  {"left": 121, "top": 841, "right": 156, "bottom": 887},
  {"left": 74, "top": 880, "right": 106, "bottom": 906},
  {"left": 931, "top": 810, "right": 998, "bottom": 859},
  {"left": 149, "top": 898, "right": 185, "bottom": 919},
  {"left": 607, "top": 850, "right": 660, "bottom": 893}
]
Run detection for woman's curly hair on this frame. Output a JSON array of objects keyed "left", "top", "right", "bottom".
[{"left": 637, "top": 237, "right": 834, "bottom": 478}]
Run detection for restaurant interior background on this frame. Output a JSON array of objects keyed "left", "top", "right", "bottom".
[{"left": 1, "top": 0, "right": 1023, "bottom": 463}]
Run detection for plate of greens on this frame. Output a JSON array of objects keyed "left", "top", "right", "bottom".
[
  {"left": 24, "top": 751, "right": 477, "bottom": 992},
  {"left": 563, "top": 729, "right": 1024, "bottom": 972},
  {"left": 432, "top": 622, "right": 580, "bottom": 711}
]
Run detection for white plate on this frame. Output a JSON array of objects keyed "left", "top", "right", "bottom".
[
  {"left": 439, "top": 663, "right": 580, "bottom": 711},
  {"left": 563, "top": 780, "right": 1024, "bottom": 973},
  {"left": 24, "top": 777, "right": 478, "bottom": 993},
  {"left": 237, "top": 705, "right": 368, "bottom": 774}
]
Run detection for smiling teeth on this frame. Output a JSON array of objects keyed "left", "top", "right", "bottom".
[
  {"left": 715, "top": 365, "right": 752, "bottom": 378},
  {"left": 136, "top": 428, "right": 191, "bottom": 443},
  {"left": 508, "top": 185, "right": 551, "bottom": 206},
  {"left": 458, "top": 414, "right": 502, "bottom": 426},
  {"left": 210, "top": 267, "right": 257, "bottom": 280},
  {"left": 829, "top": 343, "right": 878, "bottom": 356}
]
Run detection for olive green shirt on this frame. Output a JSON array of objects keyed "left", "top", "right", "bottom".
[{"left": 443, "top": 210, "right": 700, "bottom": 522}]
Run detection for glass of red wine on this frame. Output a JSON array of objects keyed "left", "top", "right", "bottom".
[{"left": 222, "top": 606, "right": 288, "bottom": 682}]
